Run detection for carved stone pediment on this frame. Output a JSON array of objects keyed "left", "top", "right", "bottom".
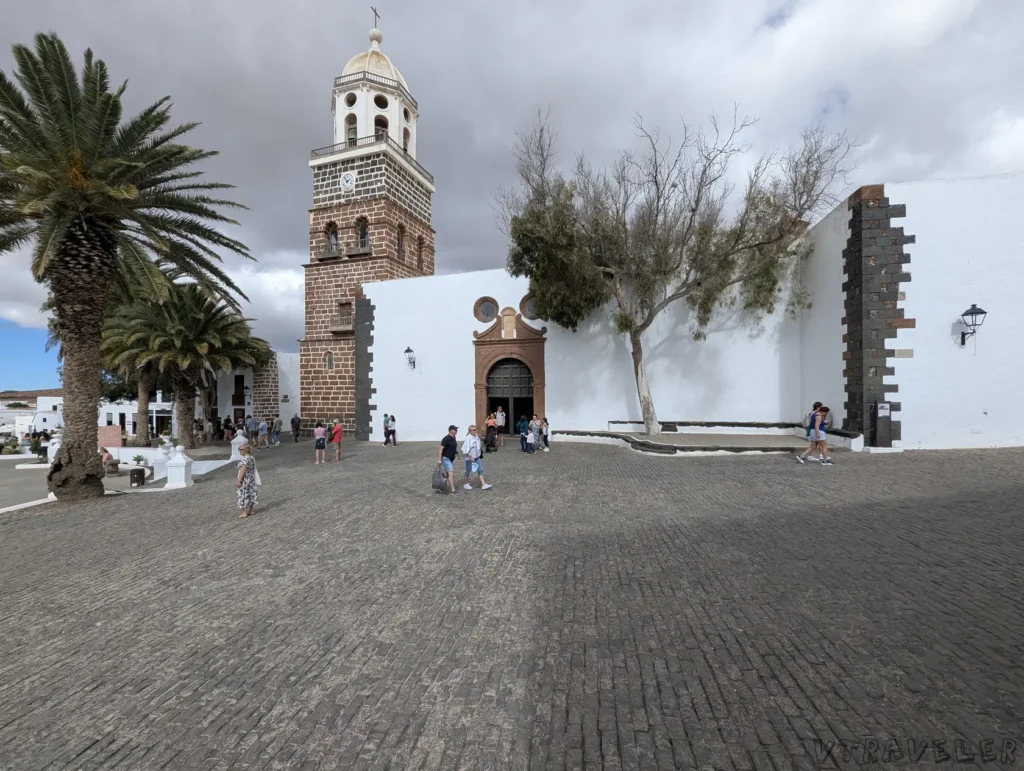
[{"left": 473, "top": 307, "right": 547, "bottom": 343}]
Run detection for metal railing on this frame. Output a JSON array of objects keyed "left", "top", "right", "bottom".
[
  {"left": 333, "top": 71, "right": 417, "bottom": 110},
  {"left": 310, "top": 134, "right": 434, "bottom": 185},
  {"left": 329, "top": 314, "right": 354, "bottom": 332},
  {"left": 315, "top": 237, "right": 372, "bottom": 259}
]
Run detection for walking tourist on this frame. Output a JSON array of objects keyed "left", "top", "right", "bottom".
[
  {"left": 381, "top": 413, "right": 390, "bottom": 446},
  {"left": 204, "top": 418, "right": 213, "bottom": 444},
  {"left": 485, "top": 413, "right": 498, "bottom": 452},
  {"left": 236, "top": 444, "right": 259, "bottom": 518},
  {"left": 290, "top": 413, "right": 301, "bottom": 442},
  {"left": 245, "top": 414, "right": 255, "bottom": 442},
  {"left": 518, "top": 415, "right": 529, "bottom": 453},
  {"left": 797, "top": 407, "right": 834, "bottom": 466},
  {"left": 257, "top": 417, "right": 270, "bottom": 449},
  {"left": 387, "top": 414, "right": 396, "bottom": 446},
  {"left": 437, "top": 424, "right": 461, "bottom": 495},
  {"left": 802, "top": 401, "right": 835, "bottom": 461},
  {"left": 271, "top": 414, "right": 282, "bottom": 446},
  {"left": 461, "top": 426, "right": 493, "bottom": 490},
  {"left": 530, "top": 414, "right": 543, "bottom": 452},
  {"left": 495, "top": 405, "right": 505, "bottom": 446},
  {"left": 313, "top": 422, "right": 327, "bottom": 464},
  {"left": 223, "top": 418, "right": 234, "bottom": 442},
  {"left": 330, "top": 419, "right": 343, "bottom": 461},
  {"left": 543, "top": 417, "right": 550, "bottom": 451}
]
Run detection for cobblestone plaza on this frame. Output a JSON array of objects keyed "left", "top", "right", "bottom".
[{"left": 1, "top": 442, "right": 1021, "bottom": 769}]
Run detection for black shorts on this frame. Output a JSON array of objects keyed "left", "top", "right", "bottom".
[{"left": 315, "top": 437, "right": 326, "bottom": 450}]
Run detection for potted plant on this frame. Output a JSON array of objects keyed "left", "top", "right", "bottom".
[{"left": 132, "top": 454, "right": 146, "bottom": 466}]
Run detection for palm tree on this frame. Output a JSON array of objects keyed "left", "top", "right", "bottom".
[
  {"left": 0, "top": 33, "right": 250, "bottom": 499},
  {"left": 105, "top": 283, "right": 269, "bottom": 449}
]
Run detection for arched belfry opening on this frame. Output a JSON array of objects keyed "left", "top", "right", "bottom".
[{"left": 474, "top": 302, "right": 547, "bottom": 432}]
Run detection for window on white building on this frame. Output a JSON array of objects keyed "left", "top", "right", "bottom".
[{"left": 106, "top": 413, "right": 113, "bottom": 426}]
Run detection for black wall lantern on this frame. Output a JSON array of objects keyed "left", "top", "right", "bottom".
[
  {"left": 960, "top": 304, "right": 987, "bottom": 347},
  {"left": 404, "top": 347, "right": 416, "bottom": 369}
]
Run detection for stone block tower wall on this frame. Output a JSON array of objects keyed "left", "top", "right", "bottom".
[
  {"left": 251, "top": 353, "right": 279, "bottom": 421},
  {"left": 300, "top": 152, "right": 434, "bottom": 433},
  {"left": 842, "top": 185, "right": 915, "bottom": 445}
]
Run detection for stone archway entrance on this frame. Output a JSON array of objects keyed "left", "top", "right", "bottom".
[
  {"left": 486, "top": 359, "right": 534, "bottom": 434},
  {"left": 474, "top": 304, "right": 546, "bottom": 432}
]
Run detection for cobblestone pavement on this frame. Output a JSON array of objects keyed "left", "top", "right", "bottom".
[{"left": 1, "top": 441, "right": 1021, "bottom": 770}]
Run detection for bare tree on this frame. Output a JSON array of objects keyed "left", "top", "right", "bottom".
[{"left": 501, "top": 110, "right": 854, "bottom": 434}]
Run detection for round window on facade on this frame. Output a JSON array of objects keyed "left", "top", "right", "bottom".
[
  {"left": 345, "top": 92, "right": 357, "bottom": 107},
  {"left": 474, "top": 296, "right": 499, "bottom": 323},
  {"left": 403, "top": 107, "right": 411, "bottom": 122},
  {"left": 374, "top": 94, "right": 389, "bottom": 110},
  {"left": 520, "top": 295, "right": 539, "bottom": 320}
]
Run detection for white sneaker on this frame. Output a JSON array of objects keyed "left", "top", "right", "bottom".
[
  {"left": 482, "top": 484, "right": 493, "bottom": 490},
  {"left": 543, "top": 448, "right": 549, "bottom": 452},
  {"left": 463, "top": 484, "right": 472, "bottom": 490}
]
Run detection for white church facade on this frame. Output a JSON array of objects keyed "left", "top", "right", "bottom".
[{"left": 294, "top": 29, "right": 1024, "bottom": 451}]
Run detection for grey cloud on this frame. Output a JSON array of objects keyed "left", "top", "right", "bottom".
[{"left": 2, "top": 0, "right": 1023, "bottom": 352}]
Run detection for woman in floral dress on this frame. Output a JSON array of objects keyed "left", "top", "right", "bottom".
[{"left": 236, "top": 444, "right": 259, "bottom": 518}]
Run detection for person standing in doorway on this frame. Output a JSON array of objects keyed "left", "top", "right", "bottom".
[
  {"left": 236, "top": 444, "right": 259, "bottom": 518},
  {"left": 495, "top": 405, "right": 506, "bottom": 447},
  {"left": 330, "top": 419, "right": 343, "bottom": 462},
  {"left": 381, "top": 413, "right": 390, "bottom": 446},
  {"left": 437, "top": 424, "right": 461, "bottom": 495},
  {"left": 461, "top": 426, "right": 493, "bottom": 490},
  {"left": 313, "top": 421, "right": 327, "bottom": 464},
  {"left": 271, "top": 414, "right": 282, "bottom": 446},
  {"left": 291, "top": 413, "right": 302, "bottom": 442}
]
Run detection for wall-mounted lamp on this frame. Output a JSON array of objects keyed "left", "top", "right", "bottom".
[
  {"left": 404, "top": 347, "right": 416, "bottom": 369},
  {"left": 960, "top": 304, "right": 987, "bottom": 347}
]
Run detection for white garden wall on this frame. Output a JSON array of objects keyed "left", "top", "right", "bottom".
[
  {"left": 800, "top": 203, "right": 849, "bottom": 425},
  {"left": 363, "top": 268, "right": 804, "bottom": 442},
  {"left": 889, "top": 174, "right": 1024, "bottom": 449}
]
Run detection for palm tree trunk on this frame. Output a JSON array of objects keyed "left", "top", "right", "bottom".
[
  {"left": 47, "top": 229, "right": 114, "bottom": 500},
  {"left": 629, "top": 331, "right": 660, "bottom": 436},
  {"left": 174, "top": 377, "right": 198, "bottom": 450},
  {"left": 132, "top": 366, "right": 153, "bottom": 447}
]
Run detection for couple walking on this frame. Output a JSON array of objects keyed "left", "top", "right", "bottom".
[
  {"left": 437, "top": 424, "right": 493, "bottom": 495},
  {"left": 797, "top": 402, "right": 835, "bottom": 465},
  {"left": 381, "top": 414, "right": 397, "bottom": 446}
]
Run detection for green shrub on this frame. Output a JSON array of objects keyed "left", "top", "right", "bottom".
[{"left": 1, "top": 446, "right": 14, "bottom": 455}]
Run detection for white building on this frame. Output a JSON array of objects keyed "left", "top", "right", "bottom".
[
  {"left": 354, "top": 174, "right": 1024, "bottom": 449},
  {"left": 294, "top": 31, "right": 1024, "bottom": 451}
]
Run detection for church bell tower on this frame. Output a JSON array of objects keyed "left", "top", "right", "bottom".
[{"left": 300, "top": 27, "right": 436, "bottom": 435}]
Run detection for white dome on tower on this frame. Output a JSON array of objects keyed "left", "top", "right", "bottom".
[{"left": 342, "top": 28, "right": 408, "bottom": 89}]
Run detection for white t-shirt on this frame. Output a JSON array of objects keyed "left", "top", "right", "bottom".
[{"left": 496, "top": 411, "right": 505, "bottom": 426}]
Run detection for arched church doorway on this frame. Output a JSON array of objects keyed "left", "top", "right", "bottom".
[{"left": 486, "top": 358, "right": 533, "bottom": 434}]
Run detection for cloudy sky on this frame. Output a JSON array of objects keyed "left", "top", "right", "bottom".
[{"left": 1, "top": 0, "right": 1022, "bottom": 388}]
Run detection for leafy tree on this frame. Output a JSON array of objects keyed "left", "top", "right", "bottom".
[
  {"left": 498, "top": 111, "right": 853, "bottom": 434},
  {"left": 0, "top": 33, "right": 250, "bottom": 499},
  {"left": 103, "top": 283, "right": 269, "bottom": 449}
]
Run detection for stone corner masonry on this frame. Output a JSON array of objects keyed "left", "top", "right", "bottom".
[{"left": 841, "top": 184, "right": 915, "bottom": 446}]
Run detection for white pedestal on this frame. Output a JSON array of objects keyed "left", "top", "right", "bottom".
[
  {"left": 164, "top": 445, "right": 194, "bottom": 489},
  {"left": 152, "top": 444, "right": 172, "bottom": 481},
  {"left": 229, "top": 434, "right": 248, "bottom": 461}
]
